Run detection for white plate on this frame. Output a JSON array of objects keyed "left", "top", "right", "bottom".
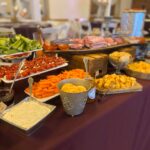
[
  {"left": 0, "top": 52, "right": 32, "bottom": 61},
  {"left": 0, "top": 48, "right": 42, "bottom": 57},
  {"left": 0, "top": 62, "right": 13, "bottom": 66},
  {"left": 25, "top": 92, "right": 59, "bottom": 102},
  {"left": 2, "top": 63, "right": 68, "bottom": 83}
]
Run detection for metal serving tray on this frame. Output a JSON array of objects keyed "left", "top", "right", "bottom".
[{"left": 0, "top": 97, "right": 56, "bottom": 135}]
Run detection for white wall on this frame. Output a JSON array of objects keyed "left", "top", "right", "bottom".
[
  {"left": 0, "top": 0, "right": 12, "bottom": 14},
  {"left": 120, "top": 0, "right": 132, "bottom": 15},
  {"left": 29, "top": 0, "right": 41, "bottom": 21},
  {"left": 47, "top": 0, "right": 91, "bottom": 20},
  {"left": 113, "top": 0, "right": 133, "bottom": 17}
]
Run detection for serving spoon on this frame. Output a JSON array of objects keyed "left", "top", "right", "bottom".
[
  {"left": 9, "top": 59, "right": 25, "bottom": 94},
  {"left": 83, "top": 57, "right": 96, "bottom": 101}
]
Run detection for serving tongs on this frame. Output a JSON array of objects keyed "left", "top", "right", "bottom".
[
  {"left": 97, "top": 81, "right": 115, "bottom": 103},
  {"left": 0, "top": 60, "right": 25, "bottom": 112},
  {"left": 83, "top": 57, "right": 89, "bottom": 79},
  {"left": 9, "top": 59, "right": 26, "bottom": 94},
  {"left": 28, "top": 77, "right": 34, "bottom": 100}
]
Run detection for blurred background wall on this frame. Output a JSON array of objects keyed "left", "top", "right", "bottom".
[{"left": 0, "top": 0, "right": 149, "bottom": 21}]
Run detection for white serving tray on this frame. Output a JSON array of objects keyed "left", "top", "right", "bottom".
[
  {"left": 0, "top": 48, "right": 42, "bottom": 57},
  {"left": 0, "top": 52, "right": 32, "bottom": 61},
  {"left": 0, "top": 62, "right": 13, "bottom": 66},
  {"left": 25, "top": 92, "right": 59, "bottom": 102},
  {"left": 2, "top": 63, "right": 68, "bottom": 83}
]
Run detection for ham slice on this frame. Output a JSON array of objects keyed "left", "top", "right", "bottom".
[
  {"left": 68, "top": 36, "right": 126, "bottom": 49},
  {"left": 70, "top": 38, "right": 84, "bottom": 45},
  {"left": 69, "top": 44, "right": 84, "bottom": 50},
  {"left": 105, "top": 37, "right": 117, "bottom": 46},
  {"left": 113, "top": 38, "right": 125, "bottom": 44},
  {"left": 84, "top": 36, "right": 107, "bottom": 48}
]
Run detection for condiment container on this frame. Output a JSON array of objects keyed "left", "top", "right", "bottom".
[{"left": 0, "top": 88, "right": 14, "bottom": 106}]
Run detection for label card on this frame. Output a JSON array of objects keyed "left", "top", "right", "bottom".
[{"left": 0, "top": 102, "right": 7, "bottom": 113}]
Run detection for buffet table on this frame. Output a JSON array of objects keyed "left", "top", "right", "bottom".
[{"left": 0, "top": 79, "right": 150, "bottom": 150}]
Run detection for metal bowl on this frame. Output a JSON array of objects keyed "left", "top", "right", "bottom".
[{"left": 57, "top": 78, "right": 93, "bottom": 116}]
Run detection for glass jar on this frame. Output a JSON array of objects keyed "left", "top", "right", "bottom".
[{"left": 0, "top": 88, "right": 14, "bottom": 106}]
